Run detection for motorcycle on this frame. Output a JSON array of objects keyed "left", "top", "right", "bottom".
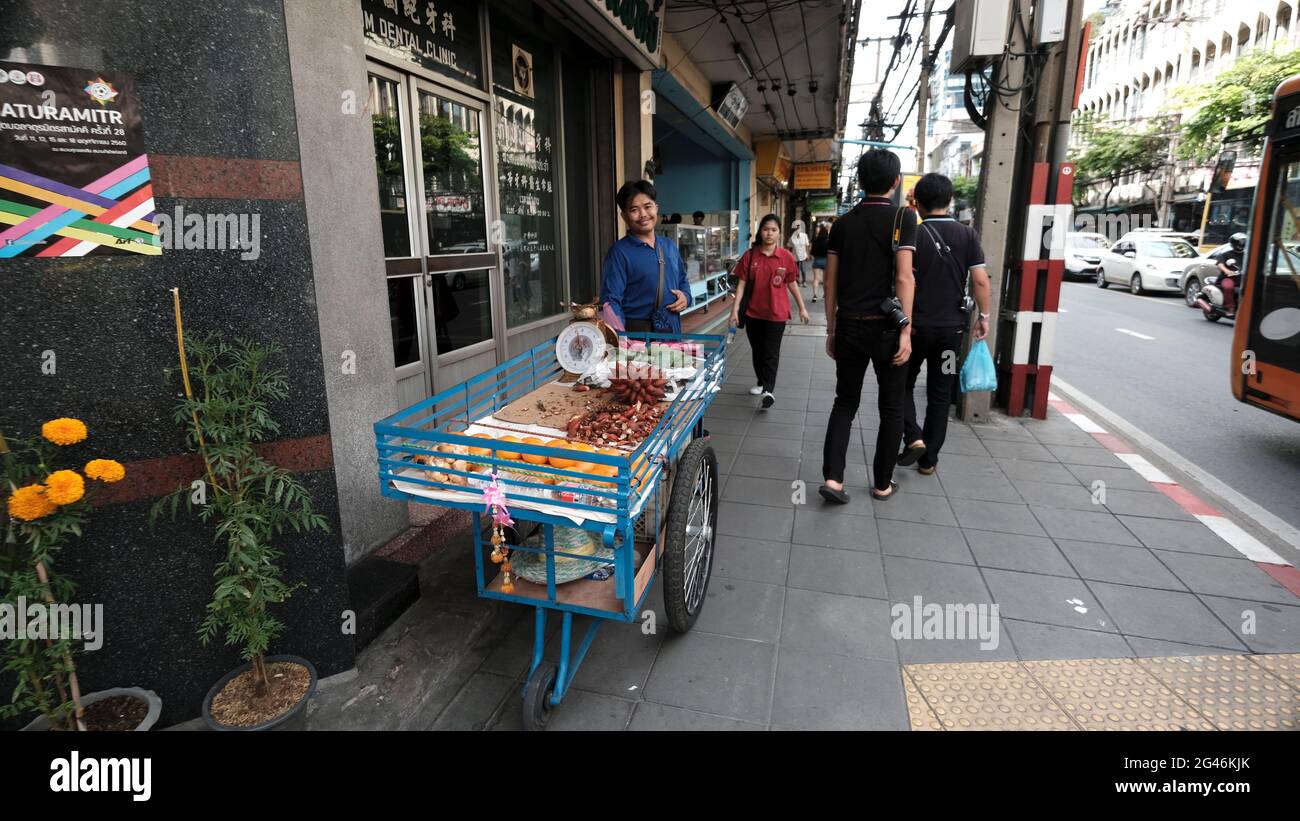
[{"left": 1193, "top": 259, "right": 1237, "bottom": 323}]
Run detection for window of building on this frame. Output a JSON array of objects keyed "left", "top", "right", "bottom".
[{"left": 370, "top": 73, "right": 413, "bottom": 258}]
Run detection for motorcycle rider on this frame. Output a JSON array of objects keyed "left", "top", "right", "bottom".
[{"left": 1208, "top": 232, "right": 1246, "bottom": 316}]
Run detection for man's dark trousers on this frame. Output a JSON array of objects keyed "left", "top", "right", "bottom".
[
  {"left": 822, "top": 317, "right": 908, "bottom": 491},
  {"left": 744, "top": 317, "right": 784, "bottom": 392},
  {"left": 903, "top": 326, "right": 963, "bottom": 469}
]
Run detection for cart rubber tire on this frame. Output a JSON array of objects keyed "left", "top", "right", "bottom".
[
  {"left": 662, "top": 438, "right": 719, "bottom": 634},
  {"left": 522, "top": 661, "right": 558, "bottom": 731}
]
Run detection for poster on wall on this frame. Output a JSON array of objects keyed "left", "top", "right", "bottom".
[
  {"left": 511, "top": 46, "right": 534, "bottom": 99},
  {"left": 0, "top": 61, "right": 159, "bottom": 258}
]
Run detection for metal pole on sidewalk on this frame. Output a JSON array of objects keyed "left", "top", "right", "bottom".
[{"left": 916, "top": 0, "right": 934, "bottom": 173}]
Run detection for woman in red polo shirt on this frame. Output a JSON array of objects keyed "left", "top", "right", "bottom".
[{"left": 729, "top": 213, "right": 810, "bottom": 409}]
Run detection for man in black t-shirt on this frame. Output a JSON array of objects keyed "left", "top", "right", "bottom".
[
  {"left": 1208, "top": 232, "right": 1246, "bottom": 314},
  {"left": 819, "top": 149, "right": 917, "bottom": 505},
  {"left": 898, "top": 173, "right": 991, "bottom": 474}
]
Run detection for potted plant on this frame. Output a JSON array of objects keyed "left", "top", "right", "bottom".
[
  {"left": 2, "top": 421, "right": 160, "bottom": 731},
  {"left": 152, "top": 334, "right": 329, "bottom": 731}
]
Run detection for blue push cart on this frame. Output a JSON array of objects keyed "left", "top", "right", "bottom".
[{"left": 374, "top": 328, "right": 734, "bottom": 729}]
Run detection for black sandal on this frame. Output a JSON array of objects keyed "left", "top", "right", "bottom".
[
  {"left": 870, "top": 481, "right": 899, "bottom": 501},
  {"left": 818, "top": 484, "right": 850, "bottom": 505},
  {"left": 897, "top": 441, "right": 926, "bottom": 467}
]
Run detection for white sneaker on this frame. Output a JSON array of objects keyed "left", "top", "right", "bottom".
[
  {"left": 761, "top": 391, "right": 775, "bottom": 409},
  {"left": 748, "top": 385, "right": 764, "bottom": 395}
]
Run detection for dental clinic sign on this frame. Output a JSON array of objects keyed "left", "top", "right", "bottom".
[{"left": 575, "top": 1, "right": 666, "bottom": 70}]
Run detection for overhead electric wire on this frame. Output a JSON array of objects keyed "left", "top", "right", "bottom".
[{"left": 763, "top": 0, "right": 805, "bottom": 132}]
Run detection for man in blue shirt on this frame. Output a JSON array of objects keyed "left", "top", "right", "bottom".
[{"left": 600, "top": 180, "right": 692, "bottom": 333}]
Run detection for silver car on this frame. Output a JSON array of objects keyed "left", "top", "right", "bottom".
[
  {"left": 1177, "top": 243, "right": 1232, "bottom": 307},
  {"left": 1064, "top": 232, "right": 1110, "bottom": 280},
  {"left": 1097, "top": 236, "right": 1199, "bottom": 294}
]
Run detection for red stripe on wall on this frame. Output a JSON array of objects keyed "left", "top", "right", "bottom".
[
  {"left": 93, "top": 433, "right": 333, "bottom": 507},
  {"left": 149, "top": 155, "right": 304, "bottom": 201}
]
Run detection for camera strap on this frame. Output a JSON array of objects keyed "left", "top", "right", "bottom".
[
  {"left": 920, "top": 219, "right": 971, "bottom": 300},
  {"left": 655, "top": 242, "right": 666, "bottom": 310}
]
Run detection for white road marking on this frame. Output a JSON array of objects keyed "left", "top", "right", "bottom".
[
  {"left": 1063, "top": 412, "right": 1107, "bottom": 434},
  {"left": 1194, "top": 515, "right": 1288, "bottom": 564},
  {"left": 1115, "top": 328, "right": 1155, "bottom": 340},
  {"left": 1115, "top": 453, "right": 1174, "bottom": 484},
  {"left": 1050, "top": 376, "right": 1300, "bottom": 556},
  {"left": 1048, "top": 391, "right": 1062, "bottom": 401},
  {"left": 1059, "top": 308, "right": 1069, "bottom": 313}
]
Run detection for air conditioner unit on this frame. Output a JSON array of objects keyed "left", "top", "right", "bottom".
[{"left": 951, "top": 0, "right": 1013, "bottom": 73}]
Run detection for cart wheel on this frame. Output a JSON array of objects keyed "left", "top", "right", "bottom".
[
  {"left": 662, "top": 438, "right": 719, "bottom": 633},
  {"left": 522, "top": 661, "right": 558, "bottom": 731}
]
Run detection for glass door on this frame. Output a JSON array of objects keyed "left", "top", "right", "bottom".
[{"left": 410, "top": 79, "right": 499, "bottom": 363}]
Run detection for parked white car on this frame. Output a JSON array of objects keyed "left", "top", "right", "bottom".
[
  {"left": 1097, "top": 235, "right": 1199, "bottom": 294},
  {"left": 1064, "top": 232, "right": 1111, "bottom": 280}
]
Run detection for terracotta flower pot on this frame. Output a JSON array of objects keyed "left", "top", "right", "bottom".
[
  {"left": 200, "top": 655, "right": 317, "bottom": 732},
  {"left": 21, "top": 687, "right": 162, "bottom": 732}
]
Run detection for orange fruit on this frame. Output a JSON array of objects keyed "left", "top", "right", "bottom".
[
  {"left": 568, "top": 442, "right": 596, "bottom": 452},
  {"left": 466, "top": 433, "right": 492, "bottom": 457},
  {"left": 495, "top": 435, "right": 522, "bottom": 461},
  {"left": 546, "top": 439, "right": 577, "bottom": 469},
  {"left": 520, "top": 437, "right": 548, "bottom": 465}
]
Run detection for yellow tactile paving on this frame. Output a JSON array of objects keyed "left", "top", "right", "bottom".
[
  {"left": 903, "top": 654, "right": 1300, "bottom": 730},
  {"left": 1022, "top": 657, "right": 1217, "bottom": 731},
  {"left": 906, "top": 661, "right": 1080, "bottom": 730},
  {"left": 1135, "top": 655, "right": 1299, "bottom": 731},
  {"left": 902, "top": 670, "right": 943, "bottom": 731}
]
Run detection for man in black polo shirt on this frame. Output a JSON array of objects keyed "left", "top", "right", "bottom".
[
  {"left": 897, "top": 173, "right": 992, "bottom": 474},
  {"left": 819, "top": 149, "right": 916, "bottom": 504}
]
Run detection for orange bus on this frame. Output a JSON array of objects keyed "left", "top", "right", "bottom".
[{"left": 1233, "top": 75, "right": 1300, "bottom": 421}]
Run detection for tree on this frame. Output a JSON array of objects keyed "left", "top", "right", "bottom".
[
  {"left": 1069, "top": 113, "right": 1171, "bottom": 206},
  {"left": 951, "top": 175, "right": 979, "bottom": 212},
  {"left": 1178, "top": 46, "right": 1300, "bottom": 162}
]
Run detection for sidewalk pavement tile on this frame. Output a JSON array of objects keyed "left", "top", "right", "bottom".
[
  {"left": 730, "top": 453, "right": 800, "bottom": 480},
  {"left": 1152, "top": 550, "right": 1300, "bottom": 606},
  {"left": 803, "top": 424, "right": 863, "bottom": 443},
  {"left": 706, "top": 404, "right": 755, "bottom": 423},
  {"left": 792, "top": 507, "right": 879, "bottom": 551},
  {"left": 543, "top": 691, "right": 635, "bottom": 731},
  {"left": 1022, "top": 658, "right": 1218, "bottom": 730},
  {"left": 1029, "top": 506, "right": 1141, "bottom": 545},
  {"left": 804, "top": 437, "right": 866, "bottom": 463},
  {"left": 1056, "top": 540, "right": 1188, "bottom": 591},
  {"left": 884, "top": 555, "right": 994, "bottom": 606},
  {"left": 707, "top": 433, "right": 744, "bottom": 453},
  {"left": 1028, "top": 427, "right": 1105, "bottom": 448},
  {"left": 908, "top": 661, "right": 1080, "bottom": 730},
  {"left": 754, "top": 409, "right": 806, "bottom": 426},
  {"left": 1249, "top": 654, "right": 1300, "bottom": 686},
  {"left": 771, "top": 649, "right": 909, "bottom": 730},
  {"left": 712, "top": 535, "right": 791, "bottom": 585},
  {"left": 1047, "top": 446, "right": 1124, "bottom": 467},
  {"left": 998, "top": 459, "right": 1082, "bottom": 485},
  {"left": 970, "top": 423, "right": 1040, "bottom": 443},
  {"left": 477, "top": 611, "right": 559, "bottom": 679},
  {"left": 981, "top": 568, "right": 1118, "bottom": 632},
  {"left": 1087, "top": 582, "right": 1249, "bottom": 649},
  {"left": 1065, "top": 463, "right": 1156, "bottom": 491},
  {"left": 982, "top": 439, "right": 1060, "bottom": 462},
  {"left": 903, "top": 671, "right": 943, "bottom": 730},
  {"left": 872, "top": 491, "right": 959, "bottom": 527},
  {"left": 964, "top": 530, "right": 1077, "bottom": 577},
  {"left": 800, "top": 460, "right": 872, "bottom": 489},
  {"left": 1117, "top": 516, "right": 1244, "bottom": 558},
  {"left": 1003, "top": 619, "right": 1135, "bottom": 660},
  {"left": 933, "top": 436, "right": 992, "bottom": 458},
  {"left": 722, "top": 474, "right": 800, "bottom": 508},
  {"left": 693, "top": 578, "right": 785, "bottom": 643},
  {"left": 431, "top": 672, "right": 517, "bottom": 731},
  {"left": 801, "top": 483, "right": 878, "bottom": 517},
  {"left": 718, "top": 502, "right": 794, "bottom": 542},
  {"left": 1125, "top": 637, "right": 1247, "bottom": 658},
  {"left": 893, "top": 467, "right": 947, "bottom": 496},
  {"left": 748, "top": 422, "right": 805, "bottom": 440},
  {"left": 741, "top": 435, "right": 805, "bottom": 459},
  {"left": 568, "top": 618, "right": 665, "bottom": 697},
  {"left": 780, "top": 588, "right": 897, "bottom": 661},
  {"left": 878, "top": 519, "right": 974, "bottom": 564},
  {"left": 1102, "top": 489, "right": 1197, "bottom": 521},
  {"left": 1192, "top": 596, "right": 1300, "bottom": 654},
  {"left": 627, "top": 702, "right": 765, "bottom": 731},
  {"left": 895, "top": 631, "right": 1020, "bottom": 663},
  {"left": 1011, "top": 479, "right": 1099, "bottom": 511},
  {"left": 1135, "top": 654, "right": 1299, "bottom": 731},
  {"left": 950, "top": 498, "right": 1048, "bottom": 536},
  {"left": 788, "top": 544, "right": 888, "bottom": 599},
  {"left": 641, "top": 631, "right": 776, "bottom": 723},
  {"left": 712, "top": 390, "right": 759, "bottom": 406},
  {"left": 926, "top": 453, "right": 1004, "bottom": 476},
  {"left": 938, "top": 473, "right": 1024, "bottom": 504}
]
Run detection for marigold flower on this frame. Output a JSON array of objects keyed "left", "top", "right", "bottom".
[
  {"left": 43, "top": 470, "right": 85, "bottom": 505},
  {"left": 41, "top": 418, "right": 88, "bottom": 446},
  {"left": 84, "top": 459, "right": 126, "bottom": 483},
  {"left": 7, "top": 485, "right": 56, "bottom": 521}
]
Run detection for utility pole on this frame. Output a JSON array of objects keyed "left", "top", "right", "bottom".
[
  {"left": 915, "top": 0, "right": 935, "bottom": 173},
  {"left": 1160, "top": 113, "right": 1181, "bottom": 226}
]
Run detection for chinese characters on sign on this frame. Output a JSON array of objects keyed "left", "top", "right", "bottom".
[
  {"left": 0, "top": 61, "right": 158, "bottom": 258},
  {"left": 362, "top": 0, "right": 481, "bottom": 86}
]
